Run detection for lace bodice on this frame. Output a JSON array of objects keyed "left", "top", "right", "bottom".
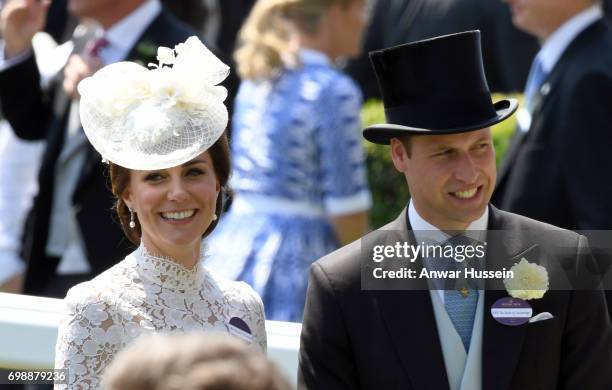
[{"left": 54, "top": 245, "right": 267, "bottom": 389}]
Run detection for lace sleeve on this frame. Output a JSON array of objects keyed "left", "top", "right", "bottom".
[
  {"left": 251, "top": 288, "right": 268, "bottom": 353},
  {"left": 54, "top": 282, "right": 125, "bottom": 389},
  {"left": 237, "top": 281, "right": 267, "bottom": 353}
]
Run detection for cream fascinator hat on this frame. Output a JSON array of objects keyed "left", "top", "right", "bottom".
[{"left": 78, "top": 36, "right": 229, "bottom": 170}]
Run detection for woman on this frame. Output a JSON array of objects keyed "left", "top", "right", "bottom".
[
  {"left": 54, "top": 37, "right": 266, "bottom": 389},
  {"left": 207, "top": 0, "right": 371, "bottom": 322}
]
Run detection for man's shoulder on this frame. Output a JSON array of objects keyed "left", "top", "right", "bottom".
[
  {"left": 314, "top": 237, "right": 362, "bottom": 286},
  {"left": 313, "top": 218, "right": 403, "bottom": 288},
  {"left": 491, "top": 206, "right": 583, "bottom": 243},
  {"left": 563, "top": 19, "right": 612, "bottom": 69},
  {"left": 585, "top": 18, "right": 612, "bottom": 47}
]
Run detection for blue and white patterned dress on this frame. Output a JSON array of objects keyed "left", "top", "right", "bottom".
[{"left": 206, "top": 49, "right": 371, "bottom": 322}]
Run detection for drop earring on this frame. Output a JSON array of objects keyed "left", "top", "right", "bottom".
[
  {"left": 129, "top": 208, "right": 136, "bottom": 228},
  {"left": 212, "top": 214, "right": 217, "bottom": 221}
]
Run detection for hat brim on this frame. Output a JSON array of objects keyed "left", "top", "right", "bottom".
[{"left": 363, "top": 98, "right": 518, "bottom": 145}]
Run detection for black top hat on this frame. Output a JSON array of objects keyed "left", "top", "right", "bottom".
[{"left": 363, "top": 31, "right": 517, "bottom": 144}]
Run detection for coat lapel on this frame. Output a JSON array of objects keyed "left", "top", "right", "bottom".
[
  {"left": 482, "top": 206, "right": 529, "bottom": 390},
  {"left": 497, "top": 69, "right": 555, "bottom": 185},
  {"left": 378, "top": 290, "right": 450, "bottom": 390},
  {"left": 125, "top": 12, "right": 174, "bottom": 64},
  {"left": 376, "top": 210, "right": 450, "bottom": 390},
  {"left": 374, "top": 206, "right": 543, "bottom": 389}
]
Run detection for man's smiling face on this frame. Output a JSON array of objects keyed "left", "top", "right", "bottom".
[{"left": 391, "top": 128, "right": 496, "bottom": 231}]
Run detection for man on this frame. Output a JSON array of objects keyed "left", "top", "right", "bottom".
[
  {"left": 0, "top": 0, "right": 196, "bottom": 297},
  {"left": 493, "top": 0, "right": 612, "bottom": 317},
  {"left": 493, "top": 0, "right": 612, "bottom": 230},
  {"left": 298, "top": 31, "right": 612, "bottom": 390}
]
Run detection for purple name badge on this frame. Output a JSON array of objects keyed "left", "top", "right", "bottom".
[
  {"left": 227, "top": 317, "right": 253, "bottom": 343},
  {"left": 491, "top": 297, "right": 533, "bottom": 326}
]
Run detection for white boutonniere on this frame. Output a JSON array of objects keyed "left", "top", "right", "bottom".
[{"left": 503, "top": 257, "right": 549, "bottom": 300}]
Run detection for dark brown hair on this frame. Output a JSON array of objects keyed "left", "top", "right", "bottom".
[
  {"left": 400, "top": 135, "right": 412, "bottom": 157},
  {"left": 110, "top": 133, "right": 231, "bottom": 245}
]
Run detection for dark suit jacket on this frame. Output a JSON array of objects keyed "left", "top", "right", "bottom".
[
  {"left": 493, "top": 18, "right": 612, "bottom": 320},
  {"left": 298, "top": 206, "right": 612, "bottom": 389},
  {"left": 346, "top": 0, "right": 539, "bottom": 100},
  {"left": 493, "top": 18, "right": 612, "bottom": 230},
  {"left": 0, "top": 8, "right": 196, "bottom": 296}
]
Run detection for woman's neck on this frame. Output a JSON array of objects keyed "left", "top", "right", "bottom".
[
  {"left": 141, "top": 238, "right": 200, "bottom": 269},
  {"left": 298, "top": 32, "right": 336, "bottom": 61}
]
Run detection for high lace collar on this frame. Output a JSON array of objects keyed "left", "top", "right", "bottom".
[{"left": 133, "top": 244, "right": 206, "bottom": 291}]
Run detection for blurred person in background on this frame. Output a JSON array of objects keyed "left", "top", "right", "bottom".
[
  {"left": 159, "top": 0, "right": 243, "bottom": 122},
  {"left": 493, "top": 0, "right": 612, "bottom": 317},
  {"left": 43, "top": 0, "right": 73, "bottom": 43},
  {"left": 0, "top": 118, "right": 41, "bottom": 294},
  {"left": 346, "top": 0, "right": 540, "bottom": 100},
  {"left": 0, "top": 0, "right": 197, "bottom": 298},
  {"left": 0, "top": 2, "right": 95, "bottom": 295},
  {"left": 54, "top": 37, "right": 266, "bottom": 388},
  {"left": 0, "top": 9, "right": 38, "bottom": 293},
  {"left": 159, "top": 0, "right": 256, "bottom": 57},
  {"left": 206, "top": 0, "right": 372, "bottom": 322},
  {"left": 104, "top": 333, "right": 290, "bottom": 390}
]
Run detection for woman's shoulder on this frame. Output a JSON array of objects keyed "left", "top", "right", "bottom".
[
  {"left": 292, "top": 67, "right": 363, "bottom": 113},
  {"left": 60, "top": 279, "right": 119, "bottom": 329},
  {"left": 63, "top": 255, "right": 134, "bottom": 308},
  {"left": 203, "top": 267, "right": 264, "bottom": 309},
  {"left": 301, "top": 64, "right": 359, "bottom": 92}
]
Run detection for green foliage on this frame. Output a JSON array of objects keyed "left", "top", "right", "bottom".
[
  {"left": 490, "top": 94, "right": 521, "bottom": 166},
  {"left": 361, "top": 95, "right": 520, "bottom": 229}
]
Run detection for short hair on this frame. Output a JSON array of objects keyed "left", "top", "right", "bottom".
[
  {"left": 399, "top": 135, "right": 412, "bottom": 157},
  {"left": 109, "top": 132, "right": 231, "bottom": 245},
  {"left": 103, "top": 333, "right": 292, "bottom": 390}
]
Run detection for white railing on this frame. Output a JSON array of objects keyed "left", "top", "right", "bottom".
[{"left": 0, "top": 292, "right": 301, "bottom": 384}]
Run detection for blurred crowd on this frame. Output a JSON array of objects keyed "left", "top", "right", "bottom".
[{"left": 1, "top": 0, "right": 612, "bottom": 326}]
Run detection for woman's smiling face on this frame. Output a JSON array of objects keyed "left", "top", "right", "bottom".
[{"left": 123, "top": 151, "right": 220, "bottom": 260}]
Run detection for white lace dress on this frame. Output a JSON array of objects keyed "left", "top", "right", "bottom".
[{"left": 53, "top": 245, "right": 267, "bottom": 389}]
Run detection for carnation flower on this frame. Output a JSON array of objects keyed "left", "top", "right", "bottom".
[
  {"left": 156, "top": 46, "right": 175, "bottom": 66},
  {"left": 503, "top": 258, "right": 549, "bottom": 300}
]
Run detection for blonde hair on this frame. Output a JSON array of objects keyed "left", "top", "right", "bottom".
[{"left": 235, "top": 0, "right": 354, "bottom": 80}]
